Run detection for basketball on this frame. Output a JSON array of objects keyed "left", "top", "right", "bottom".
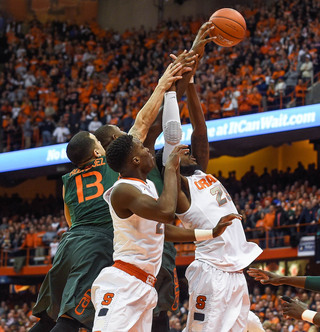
[{"left": 209, "top": 8, "right": 246, "bottom": 47}]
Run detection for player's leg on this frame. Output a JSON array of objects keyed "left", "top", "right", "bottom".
[
  {"left": 151, "top": 311, "right": 169, "bottom": 332},
  {"left": 30, "top": 236, "right": 71, "bottom": 331},
  {"left": 56, "top": 228, "right": 114, "bottom": 330},
  {"left": 152, "top": 257, "right": 178, "bottom": 332},
  {"left": 28, "top": 311, "right": 56, "bottom": 332},
  {"left": 130, "top": 305, "right": 154, "bottom": 332},
  {"left": 228, "top": 277, "right": 251, "bottom": 332}
]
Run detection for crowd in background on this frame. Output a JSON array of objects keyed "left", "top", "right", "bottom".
[{"left": 0, "top": 0, "right": 319, "bottom": 151}]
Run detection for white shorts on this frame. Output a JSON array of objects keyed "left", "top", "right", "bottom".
[
  {"left": 184, "top": 260, "right": 250, "bottom": 332},
  {"left": 91, "top": 266, "right": 158, "bottom": 332},
  {"left": 246, "top": 311, "right": 265, "bottom": 332}
]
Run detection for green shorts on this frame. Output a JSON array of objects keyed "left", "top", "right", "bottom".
[
  {"left": 154, "top": 241, "right": 179, "bottom": 316},
  {"left": 32, "top": 226, "right": 113, "bottom": 329}
]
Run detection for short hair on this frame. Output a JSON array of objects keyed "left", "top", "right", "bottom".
[
  {"left": 106, "top": 135, "right": 134, "bottom": 173},
  {"left": 66, "top": 131, "right": 95, "bottom": 166},
  {"left": 94, "top": 125, "right": 116, "bottom": 151}
]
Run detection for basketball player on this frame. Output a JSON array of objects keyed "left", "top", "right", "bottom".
[
  {"left": 248, "top": 268, "right": 320, "bottom": 326},
  {"left": 160, "top": 73, "right": 264, "bottom": 331},
  {"left": 30, "top": 23, "right": 212, "bottom": 332},
  {"left": 95, "top": 123, "right": 180, "bottom": 332},
  {"left": 29, "top": 61, "right": 187, "bottom": 332},
  {"left": 94, "top": 23, "right": 217, "bottom": 332},
  {"left": 91, "top": 135, "right": 241, "bottom": 332}
]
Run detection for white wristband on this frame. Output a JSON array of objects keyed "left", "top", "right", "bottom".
[
  {"left": 301, "top": 309, "right": 317, "bottom": 323},
  {"left": 194, "top": 229, "right": 213, "bottom": 241},
  {"left": 189, "top": 76, "right": 194, "bottom": 83}
]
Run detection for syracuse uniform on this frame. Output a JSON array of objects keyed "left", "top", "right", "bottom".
[
  {"left": 176, "top": 170, "right": 263, "bottom": 332},
  {"left": 91, "top": 178, "right": 164, "bottom": 332}
]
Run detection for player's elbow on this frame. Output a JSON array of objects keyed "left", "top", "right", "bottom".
[{"left": 159, "top": 210, "right": 176, "bottom": 223}]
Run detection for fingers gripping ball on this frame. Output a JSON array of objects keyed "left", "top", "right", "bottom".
[{"left": 209, "top": 8, "right": 246, "bottom": 47}]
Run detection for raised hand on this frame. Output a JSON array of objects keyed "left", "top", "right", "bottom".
[
  {"left": 170, "top": 50, "right": 197, "bottom": 75},
  {"left": 158, "top": 62, "right": 184, "bottom": 91},
  {"left": 212, "top": 213, "right": 241, "bottom": 237},
  {"left": 247, "top": 268, "right": 283, "bottom": 285},
  {"left": 191, "top": 21, "right": 217, "bottom": 59},
  {"left": 165, "top": 145, "right": 189, "bottom": 170}
]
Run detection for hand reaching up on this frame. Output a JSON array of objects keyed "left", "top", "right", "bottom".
[{"left": 191, "top": 21, "right": 217, "bottom": 60}]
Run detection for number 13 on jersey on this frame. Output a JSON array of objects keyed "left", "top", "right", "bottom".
[{"left": 75, "top": 171, "right": 104, "bottom": 203}]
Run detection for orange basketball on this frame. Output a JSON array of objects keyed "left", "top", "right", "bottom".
[{"left": 209, "top": 8, "right": 246, "bottom": 47}]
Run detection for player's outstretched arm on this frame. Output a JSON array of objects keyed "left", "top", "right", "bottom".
[
  {"left": 144, "top": 52, "right": 196, "bottom": 151},
  {"left": 129, "top": 62, "right": 183, "bottom": 143},
  {"left": 111, "top": 145, "right": 188, "bottom": 223},
  {"left": 143, "top": 105, "right": 163, "bottom": 153},
  {"left": 247, "top": 268, "right": 307, "bottom": 288},
  {"left": 164, "top": 213, "right": 241, "bottom": 242},
  {"left": 187, "top": 77, "right": 209, "bottom": 171}
]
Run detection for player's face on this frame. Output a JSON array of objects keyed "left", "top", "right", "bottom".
[
  {"left": 112, "top": 125, "right": 126, "bottom": 139},
  {"left": 89, "top": 133, "right": 106, "bottom": 156},
  {"left": 133, "top": 138, "right": 155, "bottom": 171},
  {"left": 180, "top": 149, "right": 197, "bottom": 167},
  {"left": 179, "top": 148, "right": 202, "bottom": 176}
]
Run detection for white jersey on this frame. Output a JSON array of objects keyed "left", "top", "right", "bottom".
[
  {"left": 176, "top": 170, "right": 262, "bottom": 272},
  {"left": 104, "top": 178, "right": 164, "bottom": 277}
]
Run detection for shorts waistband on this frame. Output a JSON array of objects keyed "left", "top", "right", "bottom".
[
  {"left": 197, "top": 259, "right": 243, "bottom": 273},
  {"left": 68, "top": 225, "right": 113, "bottom": 236},
  {"left": 113, "top": 260, "right": 157, "bottom": 287}
]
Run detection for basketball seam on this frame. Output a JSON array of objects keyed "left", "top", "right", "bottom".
[
  {"left": 211, "top": 21, "right": 244, "bottom": 40},
  {"left": 211, "top": 16, "right": 246, "bottom": 29},
  {"left": 211, "top": 16, "right": 246, "bottom": 32}
]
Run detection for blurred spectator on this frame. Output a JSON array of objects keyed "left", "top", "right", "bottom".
[
  {"left": 300, "top": 55, "right": 313, "bottom": 83},
  {"left": 40, "top": 116, "right": 55, "bottom": 146},
  {"left": 22, "top": 116, "right": 32, "bottom": 149},
  {"left": 41, "top": 225, "right": 57, "bottom": 245},
  {"left": 52, "top": 122, "right": 70, "bottom": 143},
  {"left": 88, "top": 115, "right": 102, "bottom": 133},
  {"left": 298, "top": 200, "right": 317, "bottom": 234},
  {"left": 284, "top": 65, "right": 299, "bottom": 95},
  {"left": 49, "top": 236, "right": 59, "bottom": 261}
]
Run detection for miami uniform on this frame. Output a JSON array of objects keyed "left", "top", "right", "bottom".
[
  {"left": 148, "top": 167, "right": 179, "bottom": 320},
  {"left": 32, "top": 156, "right": 118, "bottom": 329},
  {"left": 176, "top": 170, "right": 262, "bottom": 332},
  {"left": 91, "top": 178, "right": 164, "bottom": 332}
]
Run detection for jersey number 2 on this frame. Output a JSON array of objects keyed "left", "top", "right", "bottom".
[
  {"left": 75, "top": 171, "right": 104, "bottom": 203},
  {"left": 156, "top": 222, "right": 164, "bottom": 234},
  {"left": 210, "top": 184, "right": 231, "bottom": 206}
]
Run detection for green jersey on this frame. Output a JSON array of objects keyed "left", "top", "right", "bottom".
[
  {"left": 147, "top": 167, "right": 164, "bottom": 195},
  {"left": 62, "top": 156, "right": 118, "bottom": 230}
]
